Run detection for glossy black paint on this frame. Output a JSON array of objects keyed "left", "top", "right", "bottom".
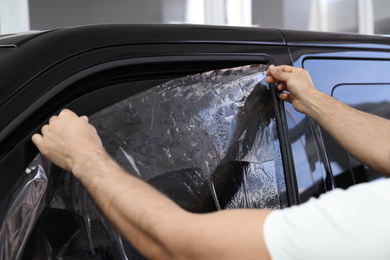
[
  {"left": 0, "top": 25, "right": 284, "bottom": 105},
  {"left": 281, "top": 29, "right": 390, "bottom": 50}
]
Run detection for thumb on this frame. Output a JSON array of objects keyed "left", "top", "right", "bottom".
[{"left": 268, "top": 65, "right": 291, "bottom": 83}]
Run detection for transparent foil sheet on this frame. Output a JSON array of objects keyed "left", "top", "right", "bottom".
[
  {"left": 0, "top": 155, "right": 128, "bottom": 260},
  {"left": 1, "top": 64, "right": 285, "bottom": 259}
]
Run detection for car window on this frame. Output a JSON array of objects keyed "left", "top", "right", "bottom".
[
  {"left": 331, "top": 84, "right": 390, "bottom": 186},
  {"left": 1, "top": 64, "right": 287, "bottom": 259},
  {"left": 0, "top": 56, "right": 272, "bottom": 211},
  {"left": 90, "top": 65, "right": 285, "bottom": 211},
  {"left": 284, "top": 101, "right": 330, "bottom": 203},
  {"left": 304, "top": 59, "right": 390, "bottom": 189}
]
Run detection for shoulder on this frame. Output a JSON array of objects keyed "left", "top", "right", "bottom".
[{"left": 264, "top": 179, "right": 390, "bottom": 260}]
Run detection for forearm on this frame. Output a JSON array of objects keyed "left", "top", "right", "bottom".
[
  {"left": 73, "top": 149, "right": 187, "bottom": 260},
  {"left": 73, "top": 149, "right": 272, "bottom": 260},
  {"left": 306, "top": 91, "right": 390, "bottom": 175}
]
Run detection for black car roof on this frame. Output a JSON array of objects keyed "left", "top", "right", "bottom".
[
  {"left": 0, "top": 24, "right": 390, "bottom": 108},
  {"left": 0, "top": 24, "right": 285, "bottom": 48},
  {"left": 281, "top": 29, "right": 390, "bottom": 50},
  {"left": 0, "top": 24, "right": 284, "bottom": 108},
  {"left": 1, "top": 24, "right": 389, "bottom": 49}
]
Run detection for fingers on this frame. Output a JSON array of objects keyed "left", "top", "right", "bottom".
[
  {"left": 32, "top": 109, "right": 85, "bottom": 146},
  {"left": 265, "top": 66, "right": 284, "bottom": 84},
  {"left": 59, "top": 108, "right": 77, "bottom": 117},
  {"left": 41, "top": 124, "right": 50, "bottom": 136},
  {"left": 31, "top": 133, "right": 43, "bottom": 147},
  {"left": 277, "top": 83, "right": 287, "bottom": 92},
  {"left": 33, "top": 124, "right": 49, "bottom": 152},
  {"left": 266, "top": 65, "right": 293, "bottom": 83},
  {"left": 58, "top": 109, "right": 88, "bottom": 124},
  {"left": 279, "top": 92, "right": 289, "bottom": 102},
  {"left": 48, "top": 109, "right": 86, "bottom": 126},
  {"left": 49, "top": 115, "right": 58, "bottom": 124},
  {"left": 272, "top": 65, "right": 295, "bottom": 73},
  {"left": 80, "top": 115, "right": 89, "bottom": 123}
]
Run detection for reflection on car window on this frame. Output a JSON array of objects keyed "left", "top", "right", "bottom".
[
  {"left": 284, "top": 104, "right": 326, "bottom": 202},
  {"left": 1, "top": 64, "right": 286, "bottom": 260},
  {"left": 304, "top": 59, "right": 390, "bottom": 94},
  {"left": 304, "top": 58, "right": 390, "bottom": 190},
  {"left": 331, "top": 84, "right": 390, "bottom": 186}
]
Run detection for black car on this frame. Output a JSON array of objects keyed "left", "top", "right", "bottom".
[{"left": 1, "top": 24, "right": 389, "bottom": 259}]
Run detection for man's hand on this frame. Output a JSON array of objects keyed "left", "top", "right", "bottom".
[
  {"left": 32, "top": 109, "right": 103, "bottom": 173},
  {"left": 265, "top": 65, "right": 319, "bottom": 114}
]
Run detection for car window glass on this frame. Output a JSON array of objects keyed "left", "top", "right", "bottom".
[
  {"left": 331, "top": 84, "right": 390, "bottom": 185},
  {"left": 304, "top": 59, "right": 390, "bottom": 93},
  {"left": 90, "top": 64, "right": 285, "bottom": 211},
  {"left": 1, "top": 64, "right": 286, "bottom": 259},
  {"left": 304, "top": 59, "right": 390, "bottom": 189},
  {"left": 284, "top": 104, "right": 327, "bottom": 202}
]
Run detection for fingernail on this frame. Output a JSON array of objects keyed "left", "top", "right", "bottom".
[{"left": 270, "top": 65, "right": 277, "bottom": 73}]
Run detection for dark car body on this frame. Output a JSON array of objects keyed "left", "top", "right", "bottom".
[{"left": 1, "top": 24, "right": 390, "bottom": 259}]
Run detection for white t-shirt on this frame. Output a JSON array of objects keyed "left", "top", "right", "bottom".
[{"left": 263, "top": 179, "right": 390, "bottom": 260}]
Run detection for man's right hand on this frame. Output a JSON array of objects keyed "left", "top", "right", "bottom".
[{"left": 265, "top": 65, "right": 319, "bottom": 115}]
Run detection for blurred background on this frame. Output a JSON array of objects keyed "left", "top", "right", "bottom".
[{"left": 0, "top": 0, "right": 389, "bottom": 35}]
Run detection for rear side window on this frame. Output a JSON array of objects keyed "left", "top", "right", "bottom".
[
  {"left": 331, "top": 84, "right": 390, "bottom": 185},
  {"left": 1, "top": 64, "right": 287, "bottom": 259},
  {"left": 304, "top": 59, "right": 390, "bottom": 189}
]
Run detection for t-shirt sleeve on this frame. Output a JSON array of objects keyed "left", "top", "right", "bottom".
[{"left": 263, "top": 179, "right": 390, "bottom": 260}]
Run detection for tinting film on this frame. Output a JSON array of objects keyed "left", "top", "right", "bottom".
[{"left": 1, "top": 64, "right": 285, "bottom": 259}]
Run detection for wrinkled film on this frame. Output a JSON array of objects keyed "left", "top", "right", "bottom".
[{"left": 1, "top": 64, "right": 285, "bottom": 259}]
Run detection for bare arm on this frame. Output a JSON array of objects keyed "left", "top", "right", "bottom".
[
  {"left": 32, "top": 109, "right": 272, "bottom": 260},
  {"left": 265, "top": 65, "right": 390, "bottom": 176}
]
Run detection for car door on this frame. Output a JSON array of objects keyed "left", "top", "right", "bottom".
[
  {"left": 284, "top": 28, "right": 390, "bottom": 202},
  {"left": 0, "top": 25, "right": 295, "bottom": 259}
]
